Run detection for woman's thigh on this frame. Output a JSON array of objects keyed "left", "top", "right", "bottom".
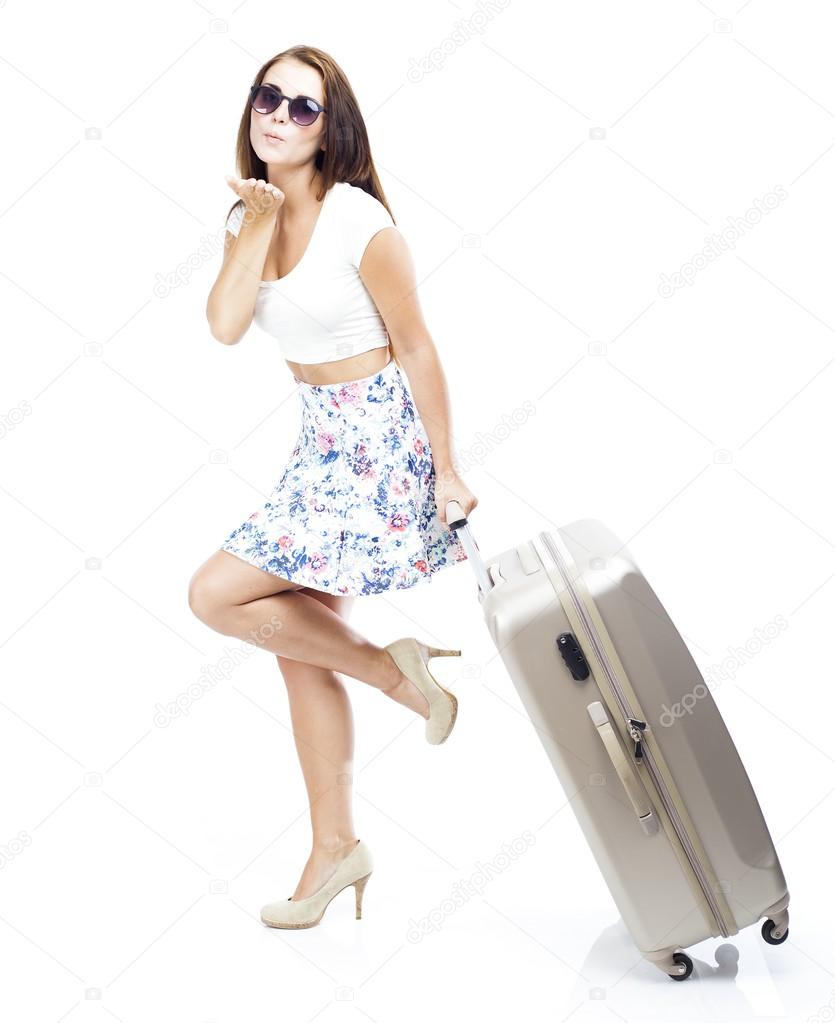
[
  {"left": 189, "top": 549, "right": 304, "bottom": 619},
  {"left": 300, "top": 588, "right": 356, "bottom": 620}
]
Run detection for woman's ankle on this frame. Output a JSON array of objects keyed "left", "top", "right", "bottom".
[
  {"left": 384, "top": 675, "right": 430, "bottom": 718},
  {"left": 312, "top": 834, "right": 358, "bottom": 854}
]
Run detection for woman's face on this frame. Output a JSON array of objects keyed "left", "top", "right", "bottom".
[{"left": 250, "top": 59, "right": 327, "bottom": 171}]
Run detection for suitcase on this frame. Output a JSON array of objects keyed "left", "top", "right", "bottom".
[{"left": 445, "top": 501, "right": 790, "bottom": 981}]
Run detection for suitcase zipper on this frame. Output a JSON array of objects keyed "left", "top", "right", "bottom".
[
  {"left": 627, "top": 718, "right": 647, "bottom": 760},
  {"left": 539, "top": 531, "right": 732, "bottom": 939}
]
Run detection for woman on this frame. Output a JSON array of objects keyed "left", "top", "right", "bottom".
[{"left": 189, "top": 45, "right": 478, "bottom": 930}]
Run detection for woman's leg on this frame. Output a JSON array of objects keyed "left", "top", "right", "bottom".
[
  {"left": 188, "top": 550, "right": 430, "bottom": 717},
  {"left": 276, "top": 588, "right": 360, "bottom": 899}
]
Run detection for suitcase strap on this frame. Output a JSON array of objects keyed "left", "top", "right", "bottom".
[{"left": 587, "top": 701, "right": 660, "bottom": 837}]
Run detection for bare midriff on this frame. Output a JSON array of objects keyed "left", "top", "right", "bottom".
[{"left": 287, "top": 343, "right": 392, "bottom": 385}]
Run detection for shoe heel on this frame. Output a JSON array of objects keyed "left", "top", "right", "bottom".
[
  {"left": 354, "top": 872, "right": 372, "bottom": 919},
  {"left": 427, "top": 647, "right": 462, "bottom": 658}
]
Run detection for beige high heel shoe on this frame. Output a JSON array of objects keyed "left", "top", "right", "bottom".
[
  {"left": 384, "top": 637, "right": 462, "bottom": 744},
  {"left": 260, "top": 839, "right": 373, "bottom": 929}
]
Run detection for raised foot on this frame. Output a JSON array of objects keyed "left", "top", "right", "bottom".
[{"left": 384, "top": 638, "right": 462, "bottom": 743}]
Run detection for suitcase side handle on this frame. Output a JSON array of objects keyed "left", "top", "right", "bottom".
[
  {"left": 445, "top": 499, "right": 493, "bottom": 597},
  {"left": 587, "top": 701, "right": 660, "bottom": 837}
]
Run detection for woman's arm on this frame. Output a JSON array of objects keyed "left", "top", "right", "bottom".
[
  {"left": 206, "top": 180, "right": 283, "bottom": 345},
  {"left": 360, "top": 229, "right": 478, "bottom": 517},
  {"left": 359, "top": 229, "right": 456, "bottom": 470}
]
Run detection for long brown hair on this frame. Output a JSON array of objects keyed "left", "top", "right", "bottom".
[{"left": 226, "top": 45, "right": 395, "bottom": 228}]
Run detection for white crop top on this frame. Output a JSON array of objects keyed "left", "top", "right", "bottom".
[{"left": 225, "top": 181, "right": 397, "bottom": 364}]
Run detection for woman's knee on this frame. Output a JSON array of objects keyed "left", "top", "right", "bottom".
[
  {"left": 278, "top": 656, "right": 341, "bottom": 688},
  {"left": 187, "top": 565, "right": 230, "bottom": 626}
]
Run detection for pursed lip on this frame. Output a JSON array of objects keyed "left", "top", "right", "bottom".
[{"left": 264, "top": 131, "right": 286, "bottom": 141}]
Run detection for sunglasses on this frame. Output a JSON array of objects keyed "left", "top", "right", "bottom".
[{"left": 249, "top": 83, "right": 327, "bottom": 126}]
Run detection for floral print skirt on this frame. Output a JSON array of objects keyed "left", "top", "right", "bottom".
[{"left": 219, "top": 356, "right": 467, "bottom": 596}]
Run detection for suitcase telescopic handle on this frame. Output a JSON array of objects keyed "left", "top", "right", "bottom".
[
  {"left": 587, "top": 701, "right": 660, "bottom": 837},
  {"left": 445, "top": 499, "right": 493, "bottom": 597}
]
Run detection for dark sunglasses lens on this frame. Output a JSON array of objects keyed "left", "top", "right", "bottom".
[
  {"left": 252, "top": 86, "right": 280, "bottom": 114},
  {"left": 289, "top": 97, "right": 319, "bottom": 125}
]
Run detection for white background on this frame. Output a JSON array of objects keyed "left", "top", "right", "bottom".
[{"left": 1, "top": 0, "right": 833, "bottom": 1019}]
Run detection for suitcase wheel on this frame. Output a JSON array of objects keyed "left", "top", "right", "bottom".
[
  {"left": 669, "top": 952, "right": 693, "bottom": 981},
  {"left": 762, "top": 918, "right": 789, "bottom": 945}
]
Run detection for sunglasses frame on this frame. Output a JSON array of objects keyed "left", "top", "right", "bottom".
[{"left": 249, "top": 83, "right": 327, "bottom": 126}]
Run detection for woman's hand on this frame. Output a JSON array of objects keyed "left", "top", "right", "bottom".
[
  {"left": 225, "top": 174, "right": 284, "bottom": 225},
  {"left": 434, "top": 469, "right": 478, "bottom": 523}
]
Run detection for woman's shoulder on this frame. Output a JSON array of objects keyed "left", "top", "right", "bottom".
[
  {"left": 330, "top": 182, "right": 397, "bottom": 268},
  {"left": 332, "top": 181, "right": 392, "bottom": 221}
]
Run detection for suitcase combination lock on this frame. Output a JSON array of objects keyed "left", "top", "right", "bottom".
[{"left": 556, "top": 632, "right": 590, "bottom": 682}]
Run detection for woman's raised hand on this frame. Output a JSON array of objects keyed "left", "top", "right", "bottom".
[{"left": 225, "top": 174, "right": 284, "bottom": 224}]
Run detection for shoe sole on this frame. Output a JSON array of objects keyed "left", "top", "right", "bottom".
[
  {"left": 434, "top": 687, "right": 458, "bottom": 744},
  {"left": 261, "top": 872, "right": 372, "bottom": 928}
]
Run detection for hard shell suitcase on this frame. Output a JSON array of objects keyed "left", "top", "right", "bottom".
[{"left": 445, "top": 501, "right": 790, "bottom": 981}]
